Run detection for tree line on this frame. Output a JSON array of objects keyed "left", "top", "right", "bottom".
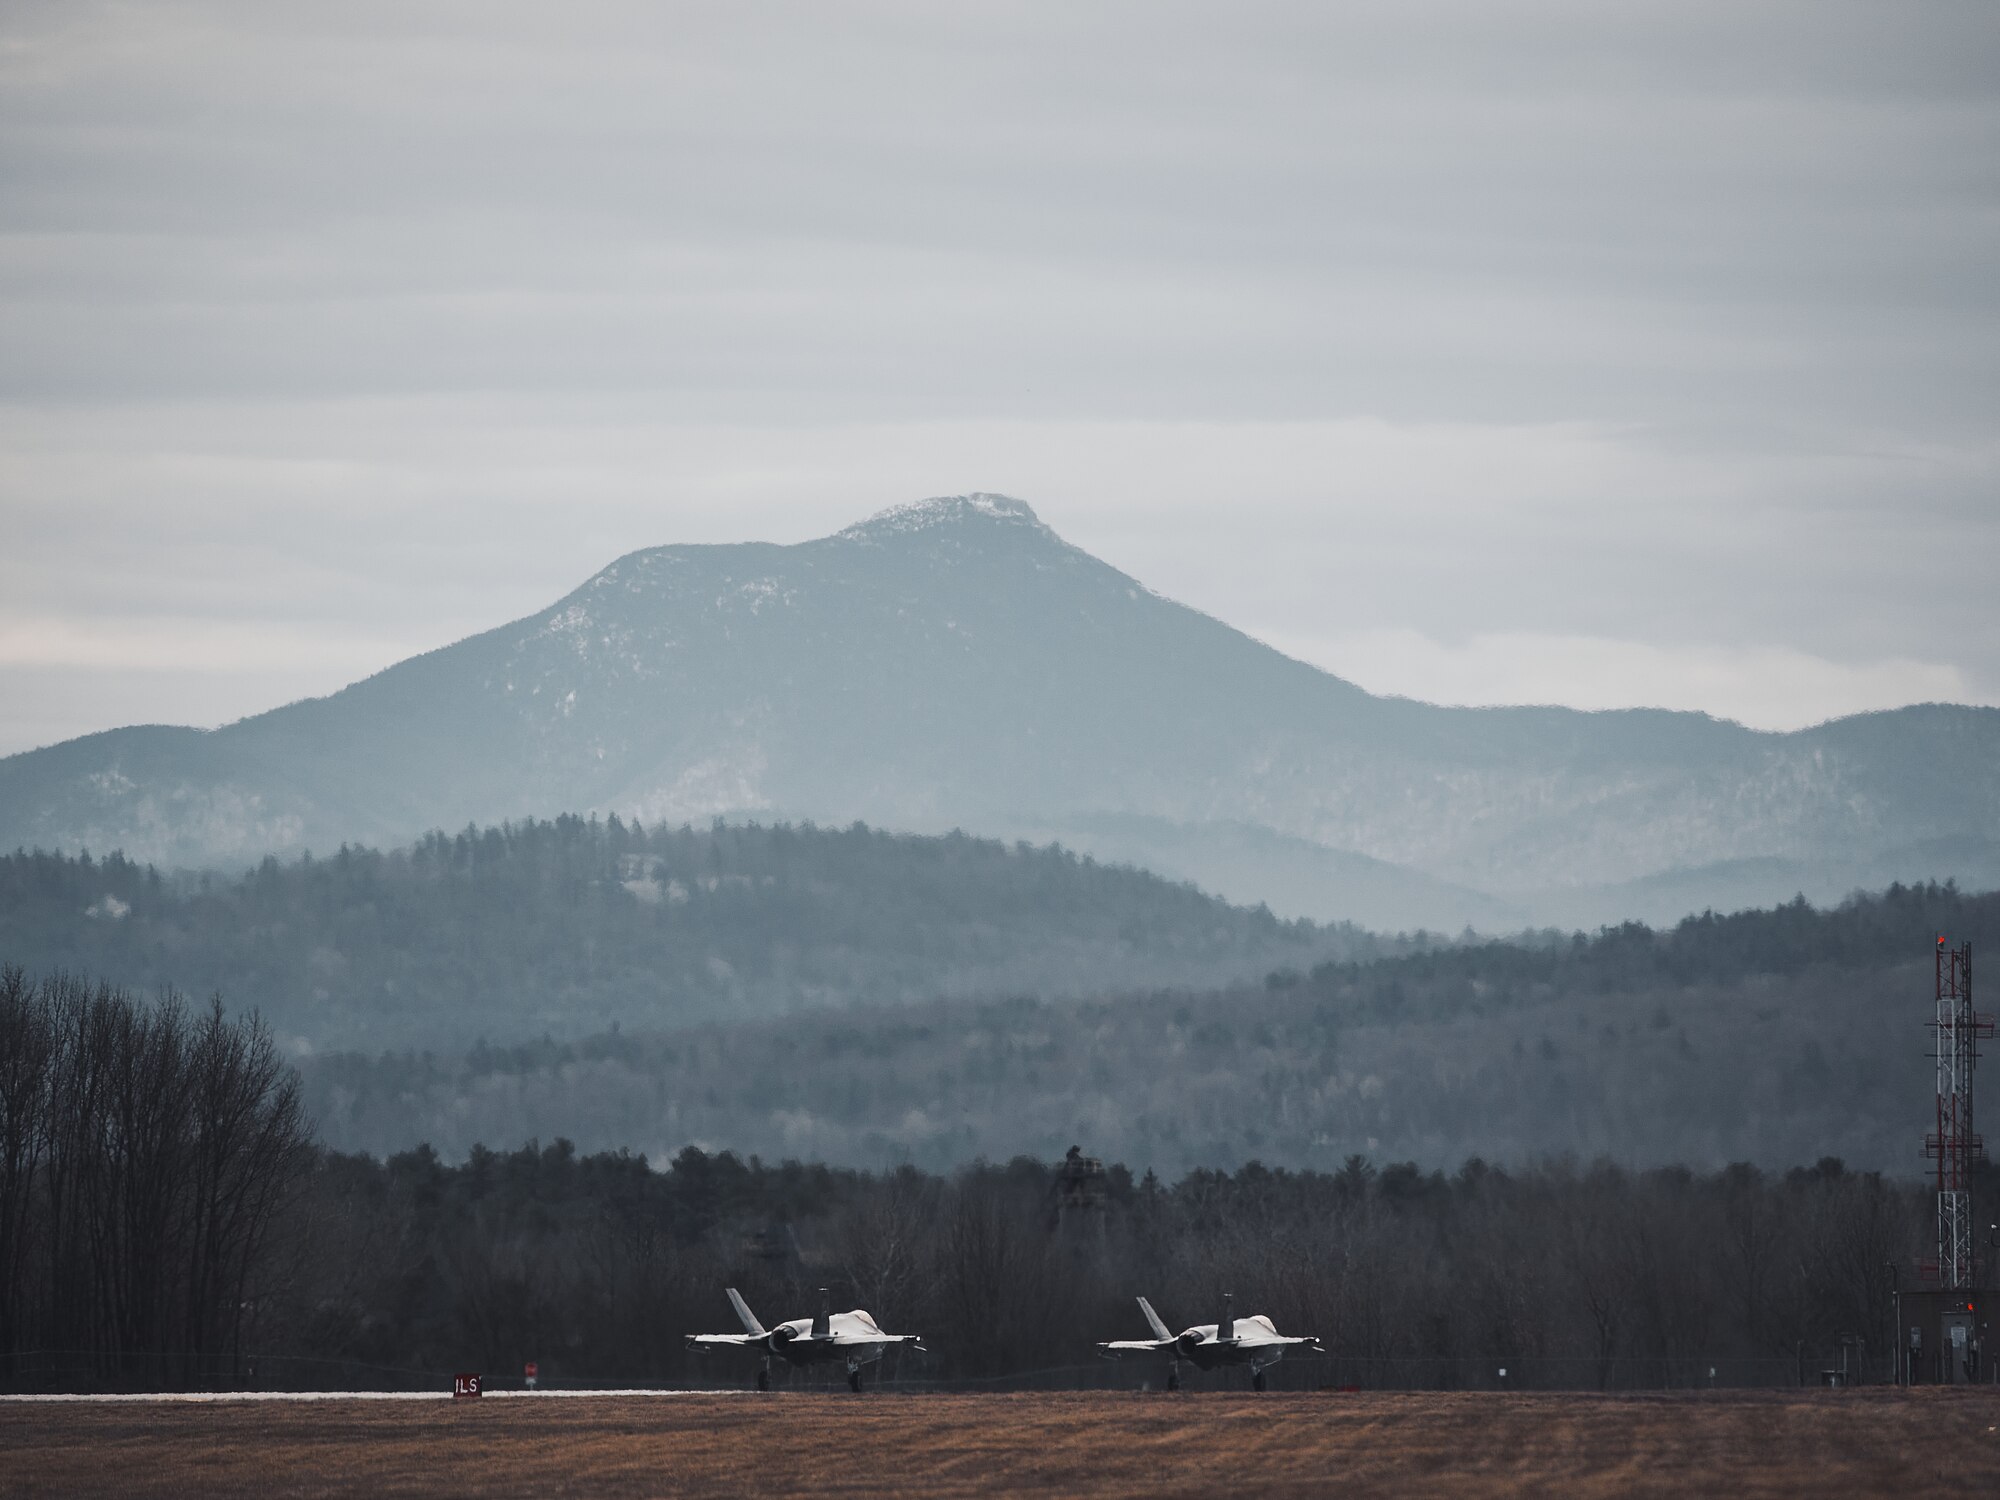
[
  {"left": 53, "top": 1130, "right": 1971, "bottom": 1394},
  {"left": 0, "top": 969, "right": 1974, "bottom": 1395},
  {"left": 0, "top": 968, "right": 311, "bottom": 1389}
]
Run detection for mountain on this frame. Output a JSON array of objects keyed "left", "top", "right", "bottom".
[{"left": 3, "top": 493, "right": 1997, "bottom": 927}]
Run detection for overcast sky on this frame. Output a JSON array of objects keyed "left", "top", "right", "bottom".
[{"left": 2, "top": 0, "right": 1996, "bottom": 756}]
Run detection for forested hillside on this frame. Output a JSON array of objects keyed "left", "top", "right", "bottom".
[
  {"left": 0, "top": 818, "right": 1366, "bottom": 1049},
  {"left": 300, "top": 883, "right": 1997, "bottom": 1175}
]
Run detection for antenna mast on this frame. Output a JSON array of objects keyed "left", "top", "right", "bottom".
[{"left": 1926, "top": 939, "right": 1989, "bottom": 1290}]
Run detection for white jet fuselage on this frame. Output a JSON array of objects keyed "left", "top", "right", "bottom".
[
  {"left": 1099, "top": 1295, "right": 1321, "bottom": 1387},
  {"left": 717, "top": 1310, "right": 904, "bottom": 1369},
  {"left": 686, "top": 1287, "right": 922, "bottom": 1389},
  {"left": 1165, "top": 1314, "right": 1297, "bottom": 1370}
]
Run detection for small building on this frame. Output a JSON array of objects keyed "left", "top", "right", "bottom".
[{"left": 1894, "top": 1287, "right": 1992, "bottom": 1384}]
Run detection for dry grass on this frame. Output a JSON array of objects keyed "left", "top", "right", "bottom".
[{"left": 3, "top": 1389, "right": 1999, "bottom": 1498}]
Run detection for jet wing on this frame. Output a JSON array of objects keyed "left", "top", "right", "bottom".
[
  {"left": 1233, "top": 1314, "right": 1321, "bottom": 1351},
  {"left": 686, "top": 1333, "right": 763, "bottom": 1350},
  {"left": 827, "top": 1311, "right": 922, "bottom": 1349},
  {"left": 1098, "top": 1338, "right": 1174, "bottom": 1357},
  {"left": 1235, "top": 1331, "right": 1323, "bottom": 1352}
]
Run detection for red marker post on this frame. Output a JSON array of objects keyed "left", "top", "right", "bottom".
[{"left": 524, "top": 1361, "right": 539, "bottom": 1391}]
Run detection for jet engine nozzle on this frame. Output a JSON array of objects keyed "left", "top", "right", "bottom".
[
  {"left": 1177, "top": 1330, "right": 1206, "bottom": 1356},
  {"left": 765, "top": 1326, "right": 798, "bottom": 1352}
]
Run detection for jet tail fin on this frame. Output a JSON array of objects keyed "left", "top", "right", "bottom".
[
  {"left": 1137, "top": 1296, "right": 1172, "bottom": 1342},
  {"left": 1219, "top": 1292, "right": 1234, "bottom": 1343},
  {"left": 812, "top": 1287, "right": 831, "bottom": 1340},
  {"left": 725, "top": 1287, "right": 765, "bottom": 1337}
]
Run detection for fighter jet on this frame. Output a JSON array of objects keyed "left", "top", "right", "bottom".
[
  {"left": 1099, "top": 1293, "right": 1321, "bottom": 1390},
  {"left": 686, "top": 1287, "right": 923, "bottom": 1391}
]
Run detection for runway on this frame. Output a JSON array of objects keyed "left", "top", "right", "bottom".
[{"left": 4, "top": 1387, "right": 1997, "bottom": 1498}]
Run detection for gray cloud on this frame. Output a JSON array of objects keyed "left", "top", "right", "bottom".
[{"left": 1, "top": 1, "right": 1996, "bottom": 752}]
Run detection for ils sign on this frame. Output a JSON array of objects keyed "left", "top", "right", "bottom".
[{"left": 454, "top": 1373, "right": 483, "bottom": 1399}]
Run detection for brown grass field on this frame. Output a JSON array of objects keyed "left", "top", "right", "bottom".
[{"left": 3, "top": 1389, "right": 1999, "bottom": 1498}]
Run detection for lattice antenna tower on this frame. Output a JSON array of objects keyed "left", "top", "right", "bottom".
[{"left": 1925, "top": 939, "right": 1990, "bottom": 1289}]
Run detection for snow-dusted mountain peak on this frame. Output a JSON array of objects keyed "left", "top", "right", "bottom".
[
  {"left": 5, "top": 487, "right": 1997, "bottom": 928},
  {"left": 836, "top": 493, "right": 1045, "bottom": 541}
]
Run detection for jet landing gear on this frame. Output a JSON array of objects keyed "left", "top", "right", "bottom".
[
  {"left": 1166, "top": 1364, "right": 1181, "bottom": 1392},
  {"left": 755, "top": 1358, "right": 771, "bottom": 1392},
  {"left": 847, "top": 1359, "right": 864, "bottom": 1393},
  {"left": 1252, "top": 1369, "right": 1267, "bottom": 1392}
]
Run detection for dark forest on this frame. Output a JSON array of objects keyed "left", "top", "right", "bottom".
[{"left": 1, "top": 964, "right": 1981, "bottom": 1395}]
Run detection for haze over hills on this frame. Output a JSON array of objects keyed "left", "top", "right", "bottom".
[
  {"left": 299, "top": 881, "right": 2000, "bottom": 1174},
  {"left": 2, "top": 494, "right": 1995, "bottom": 928},
  {"left": 0, "top": 821, "right": 1366, "bottom": 1051}
]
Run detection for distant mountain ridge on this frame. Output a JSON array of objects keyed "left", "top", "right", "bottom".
[{"left": 3, "top": 493, "right": 1996, "bottom": 927}]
